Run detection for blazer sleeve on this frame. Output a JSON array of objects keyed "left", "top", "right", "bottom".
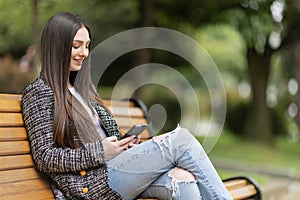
[{"left": 21, "top": 84, "right": 107, "bottom": 173}]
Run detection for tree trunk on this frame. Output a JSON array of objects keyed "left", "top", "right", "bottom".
[
  {"left": 134, "top": 0, "right": 153, "bottom": 65},
  {"left": 132, "top": 0, "right": 153, "bottom": 97},
  {"left": 245, "top": 47, "right": 273, "bottom": 145}
]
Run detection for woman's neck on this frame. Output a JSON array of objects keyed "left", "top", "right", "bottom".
[{"left": 68, "top": 82, "right": 73, "bottom": 88}]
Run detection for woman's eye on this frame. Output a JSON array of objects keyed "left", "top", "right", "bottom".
[{"left": 73, "top": 45, "right": 80, "bottom": 49}]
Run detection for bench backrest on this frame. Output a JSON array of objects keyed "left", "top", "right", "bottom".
[
  {"left": 0, "top": 93, "right": 153, "bottom": 200},
  {"left": 0, "top": 93, "right": 54, "bottom": 199},
  {"left": 0, "top": 93, "right": 261, "bottom": 200}
]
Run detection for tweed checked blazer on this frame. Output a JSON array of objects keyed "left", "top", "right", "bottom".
[{"left": 21, "top": 76, "right": 123, "bottom": 200}]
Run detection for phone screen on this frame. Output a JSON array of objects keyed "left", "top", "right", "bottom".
[{"left": 121, "top": 124, "right": 148, "bottom": 139}]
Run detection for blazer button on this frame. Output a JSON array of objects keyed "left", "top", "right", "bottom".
[
  {"left": 82, "top": 187, "right": 88, "bottom": 194},
  {"left": 80, "top": 170, "right": 86, "bottom": 176}
]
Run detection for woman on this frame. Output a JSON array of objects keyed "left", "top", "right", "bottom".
[{"left": 21, "top": 12, "right": 232, "bottom": 200}]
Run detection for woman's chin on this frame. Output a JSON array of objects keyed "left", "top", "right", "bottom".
[{"left": 70, "top": 66, "right": 82, "bottom": 71}]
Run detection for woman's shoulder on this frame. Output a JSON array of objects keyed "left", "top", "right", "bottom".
[{"left": 22, "top": 75, "right": 53, "bottom": 102}]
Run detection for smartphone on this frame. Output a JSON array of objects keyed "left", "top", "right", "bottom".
[{"left": 121, "top": 124, "right": 148, "bottom": 139}]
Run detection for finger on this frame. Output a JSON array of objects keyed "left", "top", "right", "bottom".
[
  {"left": 118, "top": 135, "right": 136, "bottom": 145},
  {"left": 116, "top": 142, "right": 131, "bottom": 151},
  {"left": 106, "top": 136, "right": 118, "bottom": 142},
  {"left": 128, "top": 137, "right": 138, "bottom": 145},
  {"left": 128, "top": 143, "right": 137, "bottom": 148},
  {"left": 134, "top": 136, "right": 141, "bottom": 144}
]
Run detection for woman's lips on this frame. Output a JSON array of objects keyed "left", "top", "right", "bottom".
[{"left": 74, "top": 59, "right": 83, "bottom": 65}]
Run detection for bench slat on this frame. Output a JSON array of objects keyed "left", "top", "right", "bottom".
[
  {"left": 0, "top": 168, "right": 41, "bottom": 183},
  {"left": 109, "top": 106, "right": 144, "bottom": 117},
  {"left": 0, "top": 99, "right": 21, "bottom": 112},
  {"left": 0, "top": 113, "right": 24, "bottom": 127},
  {"left": 0, "top": 93, "right": 21, "bottom": 101},
  {"left": 0, "top": 154, "right": 34, "bottom": 171},
  {"left": 0, "top": 179, "right": 53, "bottom": 198},
  {"left": 0, "top": 189, "right": 54, "bottom": 200},
  {"left": 104, "top": 100, "right": 135, "bottom": 107},
  {"left": 115, "top": 116, "right": 148, "bottom": 127},
  {"left": 224, "top": 179, "right": 247, "bottom": 190},
  {"left": 0, "top": 141, "right": 30, "bottom": 156},
  {"left": 0, "top": 127, "right": 27, "bottom": 141},
  {"left": 230, "top": 185, "right": 257, "bottom": 200}
]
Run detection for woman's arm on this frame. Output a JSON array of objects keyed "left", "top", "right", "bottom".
[{"left": 21, "top": 83, "right": 106, "bottom": 173}]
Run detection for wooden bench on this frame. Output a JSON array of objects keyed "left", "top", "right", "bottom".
[{"left": 0, "top": 93, "right": 261, "bottom": 200}]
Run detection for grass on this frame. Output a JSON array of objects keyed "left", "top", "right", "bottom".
[{"left": 197, "top": 131, "right": 300, "bottom": 184}]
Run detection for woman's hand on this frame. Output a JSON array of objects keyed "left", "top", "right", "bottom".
[
  {"left": 102, "top": 136, "right": 136, "bottom": 160},
  {"left": 128, "top": 135, "right": 141, "bottom": 148}
]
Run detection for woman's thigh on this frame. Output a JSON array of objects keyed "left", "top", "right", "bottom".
[{"left": 107, "top": 126, "right": 197, "bottom": 199}]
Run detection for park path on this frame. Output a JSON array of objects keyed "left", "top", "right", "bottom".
[
  {"left": 261, "top": 178, "right": 300, "bottom": 200},
  {"left": 285, "top": 180, "right": 300, "bottom": 200}
]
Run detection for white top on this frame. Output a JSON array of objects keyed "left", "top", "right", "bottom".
[{"left": 69, "top": 87, "right": 107, "bottom": 139}]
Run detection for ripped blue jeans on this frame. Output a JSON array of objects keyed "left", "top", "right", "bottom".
[{"left": 107, "top": 126, "right": 232, "bottom": 200}]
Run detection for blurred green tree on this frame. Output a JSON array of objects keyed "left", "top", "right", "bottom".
[
  {"left": 0, "top": 0, "right": 32, "bottom": 57},
  {"left": 152, "top": 0, "right": 288, "bottom": 144},
  {"left": 0, "top": 0, "right": 138, "bottom": 58},
  {"left": 220, "top": 1, "right": 277, "bottom": 144}
]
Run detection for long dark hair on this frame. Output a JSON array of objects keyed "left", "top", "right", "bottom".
[{"left": 41, "top": 12, "right": 106, "bottom": 148}]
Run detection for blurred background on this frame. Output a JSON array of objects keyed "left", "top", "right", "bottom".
[{"left": 0, "top": 0, "right": 299, "bottom": 198}]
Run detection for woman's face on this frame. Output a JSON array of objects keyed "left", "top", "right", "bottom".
[{"left": 70, "top": 26, "right": 90, "bottom": 71}]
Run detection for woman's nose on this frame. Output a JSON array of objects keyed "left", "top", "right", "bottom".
[{"left": 79, "top": 47, "right": 89, "bottom": 57}]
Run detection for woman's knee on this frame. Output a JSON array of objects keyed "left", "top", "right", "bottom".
[
  {"left": 153, "top": 126, "right": 193, "bottom": 142},
  {"left": 169, "top": 168, "right": 201, "bottom": 199},
  {"left": 153, "top": 133, "right": 168, "bottom": 142},
  {"left": 169, "top": 167, "right": 195, "bottom": 181}
]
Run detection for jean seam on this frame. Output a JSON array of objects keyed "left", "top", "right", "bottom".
[{"left": 185, "top": 151, "right": 220, "bottom": 199}]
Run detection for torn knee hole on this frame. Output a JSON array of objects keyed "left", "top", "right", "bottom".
[{"left": 169, "top": 167, "right": 195, "bottom": 181}]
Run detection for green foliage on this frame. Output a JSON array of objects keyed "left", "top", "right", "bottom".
[
  {"left": 140, "top": 85, "right": 181, "bottom": 133},
  {"left": 195, "top": 24, "right": 247, "bottom": 80},
  {"left": 225, "top": 102, "right": 248, "bottom": 136},
  {"left": 0, "top": 0, "right": 32, "bottom": 57},
  {"left": 0, "top": 0, "right": 138, "bottom": 57},
  {"left": 225, "top": 102, "right": 290, "bottom": 137},
  {"left": 219, "top": 4, "right": 275, "bottom": 52},
  {"left": 38, "top": 0, "right": 138, "bottom": 47}
]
